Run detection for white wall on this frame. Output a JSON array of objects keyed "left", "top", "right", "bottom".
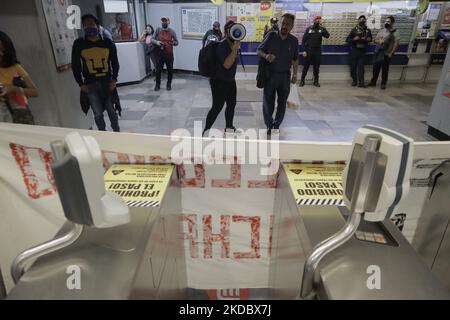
[
  {"left": 146, "top": 2, "right": 226, "bottom": 71},
  {"left": 0, "top": 0, "right": 91, "bottom": 129}
]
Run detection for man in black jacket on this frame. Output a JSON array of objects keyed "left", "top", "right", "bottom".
[
  {"left": 257, "top": 13, "right": 299, "bottom": 136},
  {"left": 71, "top": 14, "right": 120, "bottom": 132},
  {"left": 346, "top": 15, "right": 372, "bottom": 88},
  {"left": 300, "top": 16, "right": 330, "bottom": 87}
]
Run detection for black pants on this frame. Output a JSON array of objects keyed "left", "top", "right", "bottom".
[
  {"left": 301, "top": 49, "right": 321, "bottom": 82},
  {"left": 155, "top": 53, "right": 174, "bottom": 86},
  {"left": 350, "top": 49, "right": 366, "bottom": 85},
  {"left": 203, "top": 78, "right": 237, "bottom": 133},
  {"left": 372, "top": 55, "right": 391, "bottom": 86},
  {"left": 263, "top": 72, "right": 290, "bottom": 129}
]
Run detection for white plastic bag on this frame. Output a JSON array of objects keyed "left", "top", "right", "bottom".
[{"left": 287, "top": 84, "right": 301, "bottom": 110}]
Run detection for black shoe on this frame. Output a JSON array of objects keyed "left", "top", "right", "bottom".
[
  {"left": 358, "top": 83, "right": 367, "bottom": 88},
  {"left": 299, "top": 80, "right": 305, "bottom": 87},
  {"left": 167, "top": 83, "right": 172, "bottom": 91},
  {"left": 368, "top": 81, "right": 376, "bottom": 87},
  {"left": 155, "top": 84, "right": 160, "bottom": 91},
  {"left": 313, "top": 82, "right": 320, "bottom": 87},
  {"left": 267, "top": 128, "right": 272, "bottom": 136},
  {"left": 352, "top": 81, "right": 357, "bottom": 87},
  {"left": 380, "top": 84, "right": 386, "bottom": 90}
]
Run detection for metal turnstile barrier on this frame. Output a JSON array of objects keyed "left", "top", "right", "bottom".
[
  {"left": 270, "top": 163, "right": 450, "bottom": 299},
  {"left": 7, "top": 164, "right": 187, "bottom": 299},
  {"left": 413, "top": 160, "right": 450, "bottom": 290}
]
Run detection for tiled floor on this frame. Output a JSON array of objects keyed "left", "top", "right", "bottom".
[{"left": 117, "top": 73, "right": 437, "bottom": 142}]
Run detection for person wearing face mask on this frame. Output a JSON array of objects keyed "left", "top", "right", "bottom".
[
  {"left": 369, "top": 16, "right": 400, "bottom": 90},
  {"left": 202, "top": 21, "right": 223, "bottom": 48},
  {"left": 346, "top": 15, "right": 372, "bottom": 88},
  {"left": 202, "top": 21, "right": 241, "bottom": 136},
  {"left": 257, "top": 13, "right": 299, "bottom": 136},
  {"left": 300, "top": 16, "right": 330, "bottom": 87},
  {"left": 152, "top": 17, "right": 179, "bottom": 91},
  {"left": 71, "top": 14, "right": 120, "bottom": 132},
  {"left": 264, "top": 17, "right": 279, "bottom": 39}
]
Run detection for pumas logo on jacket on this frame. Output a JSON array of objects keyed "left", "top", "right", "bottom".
[{"left": 81, "top": 47, "right": 110, "bottom": 77}]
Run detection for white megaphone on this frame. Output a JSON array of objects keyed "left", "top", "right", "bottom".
[{"left": 229, "top": 23, "right": 246, "bottom": 41}]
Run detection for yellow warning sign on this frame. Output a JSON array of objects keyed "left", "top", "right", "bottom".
[
  {"left": 283, "top": 163, "right": 346, "bottom": 206},
  {"left": 104, "top": 164, "right": 174, "bottom": 207}
]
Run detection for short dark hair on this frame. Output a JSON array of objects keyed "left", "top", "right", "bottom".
[
  {"left": 224, "top": 21, "right": 235, "bottom": 33},
  {"left": 81, "top": 14, "right": 99, "bottom": 26},
  {"left": 282, "top": 13, "right": 295, "bottom": 23},
  {"left": 387, "top": 15, "right": 395, "bottom": 23},
  {"left": 358, "top": 15, "right": 366, "bottom": 20},
  {"left": 145, "top": 24, "right": 154, "bottom": 34},
  {"left": 0, "top": 31, "right": 19, "bottom": 68}
]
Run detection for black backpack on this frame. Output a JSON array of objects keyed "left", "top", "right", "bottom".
[{"left": 198, "top": 40, "right": 219, "bottom": 77}]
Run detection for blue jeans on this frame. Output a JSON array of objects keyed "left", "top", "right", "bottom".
[
  {"left": 87, "top": 81, "right": 120, "bottom": 132},
  {"left": 350, "top": 49, "right": 366, "bottom": 85},
  {"left": 262, "top": 72, "right": 291, "bottom": 129}
]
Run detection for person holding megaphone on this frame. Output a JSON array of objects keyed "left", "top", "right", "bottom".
[{"left": 203, "top": 21, "right": 246, "bottom": 136}]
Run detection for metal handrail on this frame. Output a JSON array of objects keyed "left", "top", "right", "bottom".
[
  {"left": 300, "top": 212, "right": 362, "bottom": 299},
  {"left": 300, "top": 135, "right": 381, "bottom": 299},
  {"left": 11, "top": 223, "right": 83, "bottom": 284}
]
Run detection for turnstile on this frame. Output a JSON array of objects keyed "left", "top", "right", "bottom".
[
  {"left": 413, "top": 160, "right": 450, "bottom": 290},
  {"left": 270, "top": 163, "right": 450, "bottom": 299},
  {"left": 7, "top": 164, "right": 187, "bottom": 299}
]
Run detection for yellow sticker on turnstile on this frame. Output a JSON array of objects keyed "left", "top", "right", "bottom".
[
  {"left": 283, "top": 163, "right": 346, "bottom": 206},
  {"left": 104, "top": 164, "right": 174, "bottom": 207}
]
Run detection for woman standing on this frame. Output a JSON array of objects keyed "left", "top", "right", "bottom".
[
  {"left": 0, "top": 31, "right": 38, "bottom": 124},
  {"left": 139, "top": 25, "right": 157, "bottom": 76}
]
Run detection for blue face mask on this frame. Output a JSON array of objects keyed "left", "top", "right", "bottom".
[{"left": 84, "top": 27, "right": 99, "bottom": 38}]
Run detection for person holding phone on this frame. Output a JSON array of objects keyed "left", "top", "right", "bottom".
[
  {"left": 152, "top": 17, "right": 179, "bottom": 91},
  {"left": 0, "top": 31, "right": 38, "bottom": 124},
  {"left": 139, "top": 24, "right": 157, "bottom": 75}
]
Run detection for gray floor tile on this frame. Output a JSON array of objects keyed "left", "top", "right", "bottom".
[{"left": 115, "top": 74, "right": 437, "bottom": 142}]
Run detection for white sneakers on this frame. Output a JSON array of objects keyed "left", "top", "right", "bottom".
[{"left": 224, "top": 127, "right": 244, "bottom": 136}]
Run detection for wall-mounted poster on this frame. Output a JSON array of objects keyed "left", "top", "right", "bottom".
[
  {"left": 181, "top": 7, "right": 219, "bottom": 40},
  {"left": 42, "top": 0, "right": 78, "bottom": 72},
  {"left": 227, "top": 1, "right": 274, "bottom": 42}
]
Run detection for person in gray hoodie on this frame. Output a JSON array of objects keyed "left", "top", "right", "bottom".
[{"left": 152, "top": 16, "right": 179, "bottom": 91}]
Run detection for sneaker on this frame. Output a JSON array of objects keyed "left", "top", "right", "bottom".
[
  {"left": 352, "top": 81, "right": 357, "bottom": 87},
  {"left": 313, "top": 82, "right": 320, "bottom": 87},
  {"left": 368, "top": 81, "right": 376, "bottom": 87},
  {"left": 167, "top": 83, "right": 172, "bottom": 91},
  {"left": 271, "top": 129, "right": 280, "bottom": 136},
  {"left": 154, "top": 84, "right": 160, "bottom": 91},
  {"left": 299, "top": 80, "right": 305, "bottom": 87},
  {"left": 225, "top": 126, "right": 243, "bottom": 136},
  {"left": 267, "top": 128, "right": 272, "bottom": 136},
  {"left": 380, "top": 84, "right": 386, "bottom": 90},
  {"left": 358, "top": 83, "right": 367, "bottom": 88}
]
